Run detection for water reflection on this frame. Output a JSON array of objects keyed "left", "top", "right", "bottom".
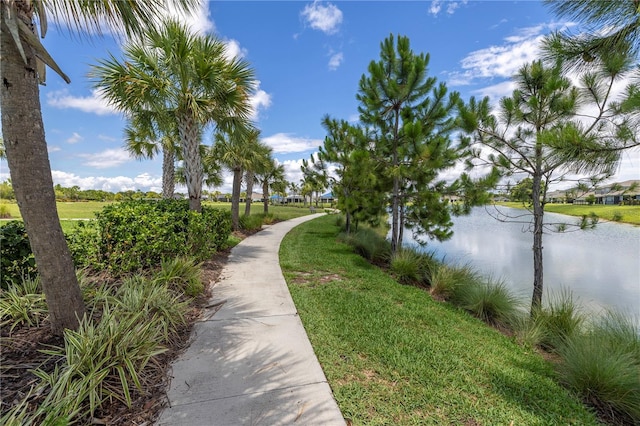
[{"left": 405, "top": 207, "right": 640, "bottom": 314}]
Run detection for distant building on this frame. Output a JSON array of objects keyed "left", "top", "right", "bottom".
[
  {"left": 547, "top": 180, "right": 639, "bottom": 205},
  {"left": 594, "top": 180, "right": 640, "bottom": 205}
]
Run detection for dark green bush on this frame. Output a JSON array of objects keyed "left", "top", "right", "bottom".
[
  {"left": 69, "top": 200, "right": 231, "bottom": 274},
  {"left": 0, "top": 221, "right": 37, "bottom": 289},
  {"left": 67, "top": 220, "right": 103, "bottom": 270}
]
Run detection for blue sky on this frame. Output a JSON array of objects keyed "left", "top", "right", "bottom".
[{"left": 1, "top": 0, "right": 638, "bottom": 194}]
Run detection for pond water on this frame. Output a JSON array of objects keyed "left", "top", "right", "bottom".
[{"left": 404, "top": 206, "right": 640, "bottom": 315}]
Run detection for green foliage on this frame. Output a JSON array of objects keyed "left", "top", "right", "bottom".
[
  {"left": 0, "top": 276, "right": 47, "bottom": 333},
  {"left": 115, "top": 275, "right": 188, "bottom": 341},
  {"left": 0, "top": 221, "right": 37, "bottom": 290},
  {"left": 2, "top": 263, "right": 195, "bottom": 423},
  {"left": 357, "top": 34, "right": 467, "bottom": 252},
  {"left": 510, "top": 313, "right": 548, "bottom": 349},
  {"left": 70, "top": 200, "right": 231, "bottom": 274},
  {"left": 611, "top": 211, "right": 623, "bottom": 222},
  {"left": 460, "top": 278, "right": 521, "bottom": 327},
  {"left": 33, "top": 305, "right": 168, "bottom": 422},
  {"left": 556, "top": 331, "right": 640, "bottom": 423},
  {"left": 239, "top": 213, "right": 264, "bottom": 231},
  {"left": 343, "top": 227, "right": 391, "bottom": 264},
  {"left": 0, "top": 202, "right": 11, "bottom": 218},
  {"left": 590, "top": 310, "right": 640, "bottom": 366},
  {"left": 154, "top": 257, "right": 203, "bottom": 297},
  {"left": 0, "top": 180, "right": 15, "bottom": 200},
  {"left": 430, "top": 263, "right": 482, "bottom": 304},
  {"left": 389, "top": 249, "right": 424, "bottom": 285},
  {"left": 415, "top": 250, "right": 440, "bottom": 286},
  {"left": 510, "top": 177, "right": 546, "bottom": 204},
  {"left": 66, "top": 220, "right": 103, "bottom": 270},
  {"left": 534, "top": 289, "right": 585, "bottom": 350}
]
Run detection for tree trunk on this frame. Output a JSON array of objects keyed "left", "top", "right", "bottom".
[
  {"left": 262, "top": 181, "right": 269, "bottom": 214},
  {"left": 244, "top": 170, "right": 254, "bottom": 216},
  {"left": 177, "top": 114, "right": 203, "bottom": 212},
  {"left": 530, "top": 173, "right": 545, "bottom": 313},
  {"left": 398, "top": 199, "right": 405, "bottom": 249},
  {"left": 162, "top": 146, "right": 175, "bottom": 199},
  {"left": 231, "top": 167, "right": 242, "bottom": 231},
  {"left": 1, "top": 18, "right": 85, "bottom": 334},
  {"left": 390, "top": 110, "right": 401, "bottom": 254}
]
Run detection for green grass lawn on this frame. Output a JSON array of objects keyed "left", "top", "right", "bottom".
[
  {"left": 498, "top": 201, "right": 640, "bottom": 225},
  {"left": 205, "top": 202, "right": 314, "bottom": 221},
  {"left": 0, "top": 201, "right": 113, "bottom": 220},
  {"left": 1, "top": 200, "right": 313, "bottom": 221},
  {"left": 1, "top": 201, "right": 312, "bottom": 234},
  {"left": 280, "top": 215, "right": 599, "bottom": 425}
]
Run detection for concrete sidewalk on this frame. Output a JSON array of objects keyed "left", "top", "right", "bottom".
[{"left": 157, "top": 214, "right": 346, "bottom": 426}]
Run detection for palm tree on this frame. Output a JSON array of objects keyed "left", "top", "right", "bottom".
[
  {"left": 211, "top": 127, "right": 261, "bottom": 230},
  {"left": 124, "top": 111, "right": 179, "bottom": 199},
  {"left": 0, "top": 0, "right": 196, "bottom": 334},
  {"left": 244, "top": 139, "right": 272, "bottom": 216},
  {"left": 543, "top": 0, "right": 640, "bottom": 68},
  {"left": 92, "top": 19, "right": 255, "bottom": 212},
  {"left": 256, "top": 159, "right": 286, "bottom": 214}
]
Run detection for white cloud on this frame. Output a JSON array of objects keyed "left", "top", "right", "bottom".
[
  {"left": 428, "top": 1, "right": 442, "bottom": 16},
  {"left": 262, "top": 133, "right": 323, "bottom": 154},
  {"left": 472, "top": 80, "right": 516, "bottom": 103},
  {"left": 460, "top": 37, "right": 543, "bottom": 81},
  {"left": 98, "top": 134, "right": 118, "bottom": 143},
  {"left": 51, "top": 170, "right": 162, "bottom": 193},
  {"left": 223, "top": 39, "right": 248, "bottom": 60},
  {"left": 450, "top": 22, "right": 576, "bottom": 87},
  {"left": 328, "top": 52, "right": 344, "bottom": 71},
  {"left": 166, "top": 0, "right": 214, "bottom": 35},
  {"left": 48, "top": 145, "right": 61, "bottom": 153},
  {"left": 66, "top": 132, "right": 84, "bottom": 144},
  {"left": 249, "top": 81, "right": 272, "bottom": 121},
  {"left": 348, "top": 113, "right": 360, "bottom": 123},
  {"left": 429, "top": 0, "right": 467, "bottom": 16},
  {"left": 281, "top": 159, "right": 305, "bottom": 186},
  {"left": 47, "top": 89, "right": 118, "bottom": 116},
  {"left": 77, "top": 148, "right": 132, "bottom": 169},
  {"left": 301, "top": 1, "right": 343, "bottom": 35}
]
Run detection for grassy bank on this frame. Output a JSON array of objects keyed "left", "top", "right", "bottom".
[
  {"left": 498, "top": 202, "right": 640, "bottom": 225},
  {"left": 280, "top": 215, "right": 599, "bottom": 425}
]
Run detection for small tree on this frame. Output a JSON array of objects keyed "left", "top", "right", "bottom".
[
  {"left": 256, "top": 159, "right": 286, "bottom": 214},
  {"left": 458, "top": 58, "right": 636, "bottom": 312},
  {"left": 357, "top": 34, "right": 475, "bottom": 252},
  {"left": 319, "top": 116, "right": 386, "bottom": 233}
]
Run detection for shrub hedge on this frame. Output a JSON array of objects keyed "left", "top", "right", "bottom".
[
  {"left": 0, "top": 221, "right": 37, "bottom": 290},
  {"left": 68, "top": 200, "right": 231, "bottom": 274}
]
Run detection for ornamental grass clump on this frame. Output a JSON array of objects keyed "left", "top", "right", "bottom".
[
  {"left": 347, "top": 227, "right": 391, "bottom": 264},
  {"left": 32, "top": 304, "right": 170, "bottom": 423},
  {"left": 239, "top": 213, "right": 264, "bottom": 231},
  {"left": 389, "top": 248, "right": 424, "bottom": 285},
  {"left": 115, "top": 275, "right": 188, "bottom": 342},
  {"left": 461, "top": 278, "right": 521, "bottom": 327},
  {"left": 510, "top": 313, "right": 547, "bottom": 349},
  {"left": 556, "top": 326, "right": 640, "bottom": 423},
  {"left": 416, "top": 250, "right": 440, "bottom": 286},
  {"left": 534, "top": 289, "right": 584, "bottom": 350},
  {"left": 154, "top": 257, "right": 204, "bottom": 297},
  {"left": 591, "top": 310, "right": 640, "bottom": 366},
  {"left": 0, "top": 276, "right": 47, "bottom": 333},
  {"left": 430, "top": 263, "right": 482, "bottom": 305}
]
